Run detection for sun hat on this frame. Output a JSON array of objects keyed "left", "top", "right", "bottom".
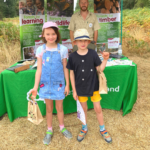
[
  {"left": 39, "top": 21, "right": 58, "bottom": 37},
  {"left": 74, "top": 29, "right": 90, "bottom": 41}
]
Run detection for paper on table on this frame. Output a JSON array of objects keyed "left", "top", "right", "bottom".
[
  {"left": 77, "top": 99, "right": 86, "bottom": 125},
  {"left": 31, "top": 60, "right": 37, "bottom": 69}
]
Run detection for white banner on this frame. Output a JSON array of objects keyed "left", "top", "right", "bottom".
[{"left": 108, "top": 38, "right": 119, "bottom": 48}]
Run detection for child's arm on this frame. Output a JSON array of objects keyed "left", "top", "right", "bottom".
[
  {"left": 63, "top": 58, "right": 70, "bottom": 96},
  {"left": 97, "top": 52, "right": 109, "bottom": 72},
  {"left": 70, "top": 70, "right": 78, "bottom": 101},
  {"left": 30, "top": 57, "right": 42, "bottom": 97}
]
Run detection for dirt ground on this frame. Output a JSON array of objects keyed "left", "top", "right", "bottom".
[{"left": 0, "top": 53, "right": 150, "bottom": 150}]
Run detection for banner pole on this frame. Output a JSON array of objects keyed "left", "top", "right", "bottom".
[
  {"left": 44, "top": 0, "right": 47, "bottom": 22},
  {"left": 121, "top": 0, "right": 123, "bottom": 45}
]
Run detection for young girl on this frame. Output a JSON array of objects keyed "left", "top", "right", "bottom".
[
  {"left": 30, "top": 21, "right": 72, "bottom": 145},
  {"left": 35, "top": 0, "right": 44, "bottom": 15}
]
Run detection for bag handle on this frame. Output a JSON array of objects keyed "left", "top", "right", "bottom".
[{"left": 27, "top": 89, "right": 44, "bottom": 102}]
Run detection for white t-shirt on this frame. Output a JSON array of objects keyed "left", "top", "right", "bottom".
[{"left": 36, "top": 44, "right": 68, "bottom": 61}]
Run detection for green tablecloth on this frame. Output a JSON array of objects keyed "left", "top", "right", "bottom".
[{"left": 0, "top": 57, "right": 138, "bottom": 122}]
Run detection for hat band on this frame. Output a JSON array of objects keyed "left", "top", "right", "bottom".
[{"left": 74, "top": 35, "right": 90, "bottom": 40}]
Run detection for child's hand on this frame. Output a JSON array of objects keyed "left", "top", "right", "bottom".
[
  {"left": 29, "top": 88, "right": 37, "bottom": 99},
  {"left": 102, "top": 52, "right": 110, "bottom": 60},
  {"left": 73, "top": 91, "right": 78, "bottom": 101},
  {"left": 64, "top": 86, "right": 70, "bottom": 96}
]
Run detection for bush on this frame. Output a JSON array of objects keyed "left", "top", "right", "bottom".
[
  {"left": 0, "top": 22, "right": 20, "bottom": 42},
  {"left": 0, "top": 12, "right": 3, "bottom": 21}
]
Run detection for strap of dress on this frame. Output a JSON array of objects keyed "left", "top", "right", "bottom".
[
  {"left": 57, "top": 43, "right": 60, "bottom": 51},
  {"left": 42, "top": 43, "right": 60, "bottom": 52},
  {"left": 42, "top": 44, "right": 46, "bottom": 53}
]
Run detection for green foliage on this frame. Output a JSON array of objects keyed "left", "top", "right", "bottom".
[
  {"left": 134, "top": 0, "right": 150, "bottom": 8},
  {"left": 123, "top": 0, "right": 138, "bottom": 9},
  {"left": 0, "top": 22, "right": 20, "bottom": 42},
  {"left": 0, "top": 0, "right": 19, "bottom": 19},
  {"left": 123, "top": 8, "right": 150, "bottom": 55},
  {"left": 123, "top": 7, "right": 150, "bottom": 28},
  {"left": 123, "top": 0, "right": 150, "bottom": 9},
  {"left": 0, "top": 12, "right": 3, "bottom": 21}
]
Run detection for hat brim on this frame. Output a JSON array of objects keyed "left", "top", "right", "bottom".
[
  {"left": 42, "top": 25, "right": 58, "bottom": 30},
  {"left": 74, "top": 38, "right": 91, "bottom": 41}
]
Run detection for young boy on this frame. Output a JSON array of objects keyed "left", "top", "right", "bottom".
[{"left": 67, "top": 29, "right": 112, "bottom": 143}]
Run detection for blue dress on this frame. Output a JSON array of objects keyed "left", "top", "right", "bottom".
[{"left": 39, "top": 44, "right": 65, "bottom": 100}]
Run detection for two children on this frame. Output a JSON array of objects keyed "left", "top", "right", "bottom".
[
  {"left": 19, "top": 0, "right": 44, "bottom": 15},
  {"left": 30, "top": 22, "right": 112, "bottom": 145}
]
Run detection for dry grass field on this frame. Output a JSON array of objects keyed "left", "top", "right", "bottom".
[
  {"left": 1, "top": 51, "right": 150, "bottom": 150},
  {"left": 0, "top": 9, "right": 150, "bottom": 150}
]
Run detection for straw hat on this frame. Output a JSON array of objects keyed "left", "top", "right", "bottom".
[{"left": 74, "top": 29, "right": 90, "bottom": 41}]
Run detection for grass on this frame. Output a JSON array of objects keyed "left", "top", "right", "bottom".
[
  {"left": 122, "top": 8, "right": 150, "bottom": 56},
  {"left": 0, "top": 55, "right": 150, "bottom": 150},
  {"left": 123, "top": 7, "right": 150, "bottom": 31},
  {"left": 2, "top": 17, "right": 19, "bottom": 25},
  {"left": 0, "top": 18, "right": 20, "bottom": 72}
]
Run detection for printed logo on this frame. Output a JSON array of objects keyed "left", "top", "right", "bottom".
[
  {"left": 46, "top": 57, "right": 50, "bottom": 62},
  {"left": 89, "top": 23, "right": 93, "bottom": 28},
  {"left": 108, "top": 86, "right": 120, "bottom": 92}
]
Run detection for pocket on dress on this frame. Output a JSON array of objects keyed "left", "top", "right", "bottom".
[
  {"left": 53, "top": 81, "right": 64, "bottom": 91},
  {"left": 39, "top": 81, "right": 48, "bottom": 93}
]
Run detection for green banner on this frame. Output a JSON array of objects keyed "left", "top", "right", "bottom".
[
  {"left": 19, "top": 0, "right": 45, "bottom": 59},
  {"left": 96, "top": 13, "right": 120, "bottom": 44},
  {"left": 47, "top": 0, "right": 73, "bottom": 51},
  {"left": 19, "top": 0, "right": 121, "bottom": 56}
]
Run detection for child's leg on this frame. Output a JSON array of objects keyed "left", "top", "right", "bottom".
[
  {"left": 93, "top": 101, "right": 104, "bottom": 125},
  {"left": 77, "top": 98, "right": 88, "bottom": 142},
  {"left": 92, "top": 91, "right": 112, "bottom": 143},
  {"left": 43, "top": 99, "right": 53, "bottom": 145},
  {"left": 80, "top": 102, "right": 88, "bottom": 124},
  {"left": 45, "top": 99, "right": 53, "bottom": 129},
  {"left": 55, "top": 100, "right": 64, "bottom": 126},
  {"left": 55, "top": 100, "right": 72, "bottom": 139},
  {"left": 93, "top": 101, "right": 112, "bottom": 143}
]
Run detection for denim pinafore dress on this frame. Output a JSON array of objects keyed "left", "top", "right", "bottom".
[{"left": 39, "top": 44, "right": 65, "bottom": 100}]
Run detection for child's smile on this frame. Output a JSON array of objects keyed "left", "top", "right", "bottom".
[{"left": 43, "top": 28, "right": 57, "bottom": 44}]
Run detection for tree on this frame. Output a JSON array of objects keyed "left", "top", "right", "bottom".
[
  {"left": 123, "top": 0, "right": 138, "bottom": 9},
  {"left": 134, "top": 0, "right": 150, "bottom": 8},
  {"left": 123, "top": 0, "right": 150, "bottom": 9},
  {"left": 0, "top": 0, "right": 19, "bottom": 18}
]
